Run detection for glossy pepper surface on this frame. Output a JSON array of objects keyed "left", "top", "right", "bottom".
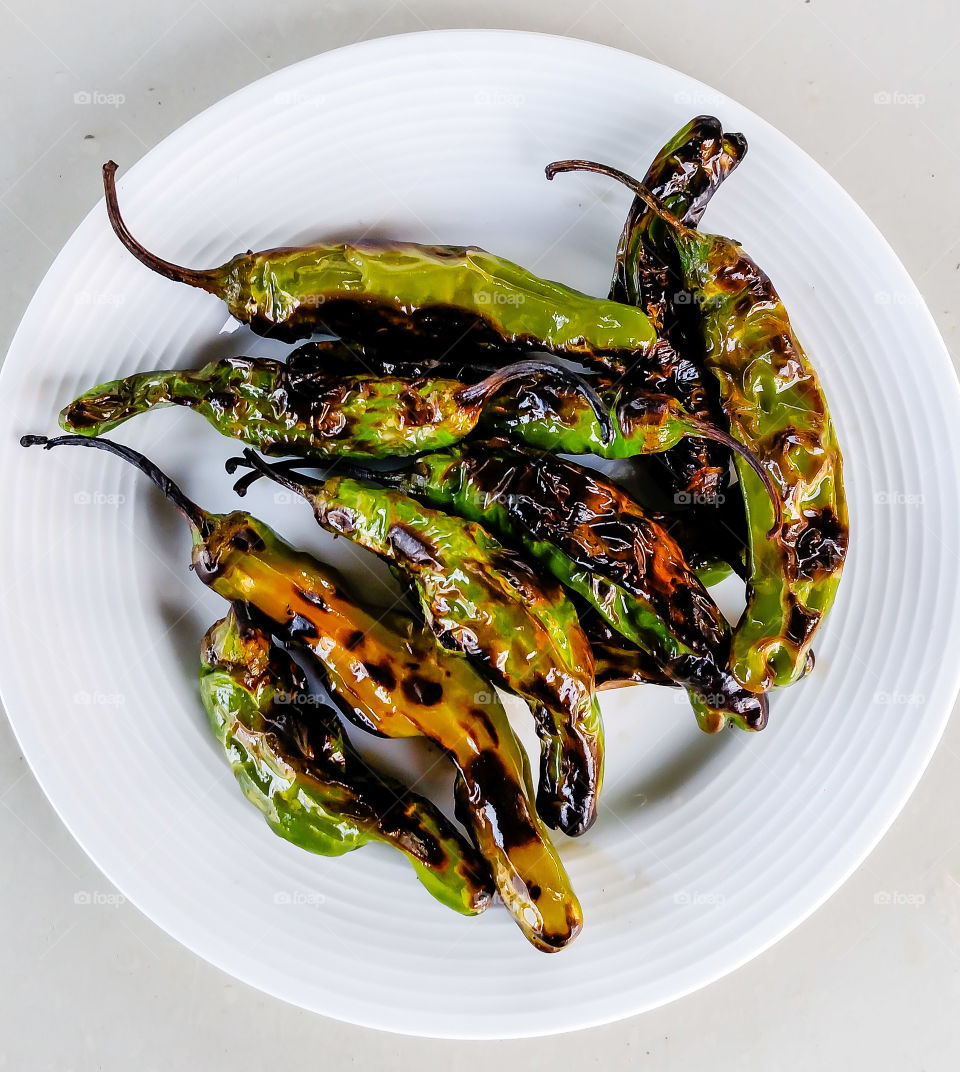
[
  {"left": 60, "top": 351, "right": 775, "bottom": 485},
  {"left": 59, "top": 356, "right": 613, "bottom": 457},
  {"left": 547, "top": 160, "right": 849, "bottom": 691},
  {"left": 201, "top": 605, "right": 493, "bottom": 914},
  {"left": 475, "top": 372, "right": 780, "bottom": 500},
  {"left": 278, "top": 443, "right": 768, "bottom": 734},
  {"left": 231, "top": 453, "right": 604, "bottom": 838},
  {"left": 22, "top": 433, "right": 582, "bottom": 953},
  {"left": 610, "top": 115, "right": 747, "bottom": 501},
  {"left": 103, "top": 162, "right": 655, "bottom": 367}
]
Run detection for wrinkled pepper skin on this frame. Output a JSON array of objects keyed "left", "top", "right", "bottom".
[
  {"left": 22, "top": 435, "right": 582, "bottom": 953},
  {"left": 197, "top": 518, "right": 583, "bottom": 948},
  {"left": 480, "top": 381, "right": 698, "bottom": 457},
  {"left": 200, "top": 606, "right": 493, "bottom": 914},
  {"left": 232, "top": 460, "right": 603, "bottom": 839},
  {"left": 318, "top": 444, "right": 768, "bottom": 734},
  {"left": 670, "top": 227, "right": 848, "bottom": 689},
  {"left": 592, "top": 639, "right": 672, "bottom": 690},
  {"left": 645, "top": 496, "right": 748, "bottom": 584},
  {"left": 574, "top": 601, "right": 674, "bottom": 691},
  {"left": 476, "top": 374, "right": 773, "bottom": 487},
  {"left": 610, "top": 116, "right": 747, "bottom": 500},
  {"left": 547, "top": 159, "right": 849, "bottom": 692},
  {"left": 59, "top": 356, "right": 610, "bottom": 459},
  {"left": 104, "top": 162, "right": 655, "bottom": 367},
  {"left": 61, "top": 353, "right": 753, "bottom": 475}
]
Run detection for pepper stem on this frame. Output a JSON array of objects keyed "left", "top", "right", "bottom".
[
  {"left": 20, "top": 433, "right": 211, "bottom": 536},
  {"left": 546, "top": 161, "right": 784, "bottom": 538},
  {"left": 228, "top": 449, "right": 317, "bottom": 504},
  {"left": 225, "top": 453, "right": 380, "bottom": 498},
  {"left": 545, "top": 159, "right": 692, "bottom": 235},
  {"left": 456, "top": 359, "right": 615, "bottom": 445},
  {"left": 102, "top": 162, "right": 219, "bottom": 290}
]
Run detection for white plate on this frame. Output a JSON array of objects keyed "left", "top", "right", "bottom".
[{"left": 1, "top": 30, "right": 958, "bottom": 1039}]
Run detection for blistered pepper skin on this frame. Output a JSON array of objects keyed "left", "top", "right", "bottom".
[
  {"left": 672, "top": 229, "right": 848, "bottom": 689},
  {"left": 200, "top": 607, "right": 493, "bottom": 915},
  {"left": 59, "top": 357, "right": 614, "bottom": 460},
  {"left": 317, "top": 445, "right": 768, "bottom": 734},
  {"left": 610, "top": 116, "right": 747, "bottom": 499},
  {"left": 197, "top": 516, "right": 584, "bottom": 948},
  {"left": 480, "top": 380, "right": 690, "bottom": 457},
  {"left": 104, "top": 162, "right": 655, "bottom": 368},
  {"left": 545, "top": 158, "right": 849, "bottom": 692},
  {"left": 22, "top": 434, "right": 582, "bottom": 954},
  {"left": 61, "top": 358, "right": 486, "bottom": 456},
  {"left": 477, "top": 376, "right": 766, "bottom": 478},
  {"left": 231, "top": 461, "right": 604, "bottom": 839},
  {"left": 61, "top": 356, "right": 750, "bottom": 476}
]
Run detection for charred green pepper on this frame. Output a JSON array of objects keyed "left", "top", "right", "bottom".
[
  {"left": 22, "top": 433, "right": 581, "bottom": 953},
  {"left": 230, "top": 452, "right": 603, "bottom": 838},
  {"left": 103, "top": 161, "right": 655, "bottom": 367},
  {"left": 610, "top": 115, "right": 747, "bottom": 501},
  {"left": 547, "top": 161, "right": 848, "bottom": 691},
  {"left": 59, "top": 353, "right": 776, "bottom": 488},
  {"left": 474, "top": 372, "right": 780, "bottom": 500},
  {"left": 577, "top": 605, "right": 674, "bottom": 692},
  {"left": 59, "top": 356, "right": 614, "bottom": 455},
  {"left": 201, "top": 604, "right": 493, "bottom": 914},
  {"left": 247, "top": 444, "right": 769, "bottom": 734}
]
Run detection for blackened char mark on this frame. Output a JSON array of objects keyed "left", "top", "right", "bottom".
[
  {"left": 783, "top": 594, "right": 820, "bottom": 650},
  {"left": 375, "top": 810, "right": 446, "bottom": 869},
  {"left": 387, "top": 523, "right": 440, "bottom": 568},
  {"left": 344, "top": 629, "right": 365, "bottom": 650},
  {"left": 278, "top": 295, "right": 514, "bottom": 354},
  {"left": 286, "top": 613, "right": 318, "bottom": 641},
  {"left": 532, "top": 704, "right": 599, "bottom": 837},
  {"left": 364, "top": 661, "right": 398, "bottom": 691},
  {"left": 456, "top": 751, "right": 542, "bottom": 853},
  {"left": 293, "top": 585, "right": 329, "bottom": 613},
  {"left": 789, "top": 508, "right": 848, "bottom": 581},
  {"left": 228, "top": 525, "right": 266, "bottom": 554},
  {"left": 400, "top": 675, "right": 444, "bottom": 707},
  {"left": 324, "top": 505, "right": 358, "bottom": 535},
  {"left": 674, "top": 652, "right": 768, "bottom": 730},
  {"left": 285, "top": 339, "right": 496, "bottom": 384},
  {"left": 451, "top": 448, "right": 725, "bottom": 653}
]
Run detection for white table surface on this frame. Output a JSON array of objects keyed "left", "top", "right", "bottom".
[{"left": 2, "top": 1, "right": 958, "bottom": 1067}]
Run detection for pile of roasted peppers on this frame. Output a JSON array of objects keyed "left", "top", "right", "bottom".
[{"left": 23, "top": 116, "right": 847, "bottom": 953}]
